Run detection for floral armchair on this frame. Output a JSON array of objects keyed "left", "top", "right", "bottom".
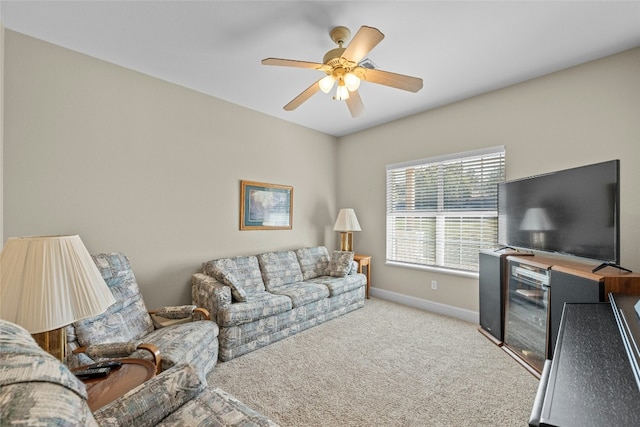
[{"left": 66, "top": 253, "right": 219, "bottom": 379}]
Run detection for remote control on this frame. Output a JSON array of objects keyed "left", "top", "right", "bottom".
[
  {"left": 85, "top": 361, "right": 122, "bottom": 370},
  {"left": 73, "top": 367, "right": 111, "bottom": 379}
]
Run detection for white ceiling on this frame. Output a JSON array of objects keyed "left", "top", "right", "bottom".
[{"left": 2, "top": 1, "right": 640, "bottom": 137}]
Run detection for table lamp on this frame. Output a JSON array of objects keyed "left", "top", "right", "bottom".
[
  {"left": 0, "top": 235, "right": 116, "bottom": 361},
  {"left": 333, "top": 208, "right": 361, "bottom": 252}
]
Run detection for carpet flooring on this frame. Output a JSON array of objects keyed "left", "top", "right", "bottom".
[{"left": 207, "top": 298, "right": 539, "bottom": 426}]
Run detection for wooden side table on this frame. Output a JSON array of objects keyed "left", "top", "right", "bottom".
[
  {"left": 75, "top": 358, "right": 156, "bottom": 411},
  {"left": 353, "top": 254, "right": 371, "bottom": 299}
]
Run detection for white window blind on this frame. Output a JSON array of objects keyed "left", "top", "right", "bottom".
[{"left": 386, "top": 146, "right": 505, "bottom": 273}]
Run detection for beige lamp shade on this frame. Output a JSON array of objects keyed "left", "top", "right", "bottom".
[
  {"left": 333, "top": 209, "right": 361, "bottom": 252},
  {"left": 333, "top": 208, "right": 361, "bottom": 232},
  {"left": 0, "top": 235, "right": 116, "bottom": 334}
]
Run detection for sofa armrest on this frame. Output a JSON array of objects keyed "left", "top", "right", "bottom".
[
  {"left": 192, "top": 273, "right": 232, "bottom": 324},
  {"left": 348, "top": 260, "right": 359, "bottom": 275},
  {"left": 73, "top": 342, "right": 161, "bottom": 373},
  {"left": 148, "top": 305, "right": 211, "bottom": 329},
  {"left": 93, "top": 363, "right": 205, "bottom": 427},
  {"left": 149, "top": 305, "right": 210, "bottom": 321}
]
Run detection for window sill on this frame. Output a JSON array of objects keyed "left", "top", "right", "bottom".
[{"left": 385, "top": 261, "right": 479, "bottom": 279}]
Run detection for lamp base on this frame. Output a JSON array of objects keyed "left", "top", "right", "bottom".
[
  {"left": 32, "top": 328, "right": 66, "bottom": 361},
  {"left": 340, "top": 232, "right": 354, "bottom": 252}
]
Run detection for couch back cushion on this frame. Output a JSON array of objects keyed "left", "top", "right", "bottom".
[
  {"left": 295, "top": 246, "right": 330, "bottom": 280},
  {"left": 71, "top": 253, "right": 153, "bottom": 347},
  {"left": 202, "top": 256, "right": 266, "bottom": 302},
  {"left": 257, "top": 250, "right": 304, "bottom": 290}
]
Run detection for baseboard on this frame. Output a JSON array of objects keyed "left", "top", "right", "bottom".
[{"left": 369, "top": 287, "right": 479, "bottom": 324}]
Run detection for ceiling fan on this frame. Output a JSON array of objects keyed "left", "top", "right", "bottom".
[{"left": 262, "top": 25, "right": 423, "bottom": 118}]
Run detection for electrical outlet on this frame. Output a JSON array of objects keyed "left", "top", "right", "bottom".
[{"left": 431, "top": 280, "right": 437, "bottom": 290}]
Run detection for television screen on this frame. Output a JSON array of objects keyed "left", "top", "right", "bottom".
[{"left": 498, "top": 160, "right": 619, "bottom": 263}]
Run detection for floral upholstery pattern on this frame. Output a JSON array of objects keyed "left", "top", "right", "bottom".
[
  {"left": 217, "top": 293, "right": 292, "bottom": 327},
  {"left": 154, "top": 305, "right": 198, "bottom": 319},
  {"left": 329, "top": 250, "right": 355, "bottom": 277},
  {"left": 0, "top": 319, "right": 99, "bottom": 426},
  {"left": 193, "top": 246, "right": 366, "bottom": 361},
  {"left": 93, "top": 364, "right": 205, "bottom": 427},
  {"left": 1, "top": 319, "right": 278, "bottom": 426},
  {"left": 257, "top": 251, "right": 304, "bottom": 289},
  {"left": 295, "top": 246, "right": 331, "bottom": 280},
  {"left": 266, "top": 281, "right": 330, "bottom": 308},
  {"left": 203, "top": 256, "right": 266, "bottom": 302},
  {"left": 308, "top": 273, "right": 366, "bottom": 297},
  {"left": 156, "top": 387, "right": 280, "bottom": 427},
  {"left": 67, "top": 253, "right": 219, "bottom": 380}
]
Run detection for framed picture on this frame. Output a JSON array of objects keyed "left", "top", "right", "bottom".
[{"left": 240, "top": 180, "right": 293, "bottom": 230}]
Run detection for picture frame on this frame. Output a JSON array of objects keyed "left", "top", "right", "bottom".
[{"left": 240, "top": 180, "right": 293, "bottom": 230}]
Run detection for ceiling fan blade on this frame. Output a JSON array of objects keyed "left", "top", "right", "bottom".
[
  {"left": 342, "top": 26, "right": 384, "bottom": 64},
  {"left": 283, "top": 79, "right": 322, "bottom": 111},
  {"left": 363, "top": 68, "right": 423, "bottom": 93},
  {"left": 345, "top": 90, "right": 365, "bottom": 118},
  {"left": 262, "top": 58, "right": 325, "bottom": 69}
]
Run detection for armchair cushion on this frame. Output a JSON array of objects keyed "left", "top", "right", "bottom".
[
  {"left": 142, "top": 320, "right": 219, "bottom": 378},
  {"left": 74, "top": 253, "right": 154, "bottom": 347}
]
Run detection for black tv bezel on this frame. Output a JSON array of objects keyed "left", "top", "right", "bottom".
[{"left": 497, "top": 160, "right": 620, "bottom": 264}]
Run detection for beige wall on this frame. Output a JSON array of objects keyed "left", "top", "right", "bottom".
[
  {"left": 3, "top": 31, "right": 338, "bottom": 308},
  {"left": 4, "top": 29, "right": 640, "bottom": 316},
  {"left": 337, "top": 47, "right": 640, "bottom": 313}
]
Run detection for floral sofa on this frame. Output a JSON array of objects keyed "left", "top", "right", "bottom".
[
  {"left": 192, "top": 246, "right": 367, "bottom": 361},
  {"left": 0, "top": 319, "right": 279, "bottom": 426}
]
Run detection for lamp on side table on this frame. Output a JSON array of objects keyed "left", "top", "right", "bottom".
[
  {"left": 333, "top": 208, "right": 361, "bottom": 252},
  {"left": 0, "top": 235, "right": 116, "bottom": 361}
]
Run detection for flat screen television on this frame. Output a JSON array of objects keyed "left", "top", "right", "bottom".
[{"left": 498, "top": 160, "right": 620, "bottom": 266}]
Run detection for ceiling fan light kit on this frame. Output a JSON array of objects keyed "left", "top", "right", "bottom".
[{"left": 262, "top": 25, "right": 423, "bottom": 118}]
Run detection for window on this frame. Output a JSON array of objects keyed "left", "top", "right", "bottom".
[{"left": 386, "top": 146, "right": 505, "bottom": 273}]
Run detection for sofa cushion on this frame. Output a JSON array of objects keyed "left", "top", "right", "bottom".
[
  {"left": 295, "top": 246, "right": 331, "bottom": 280},
  {"left": 156, "top": 387, "right": 280, "bottom": 427},
  {"left": 203, "top": 256, "right": 266, "bottom": 302},
  {"left": 329, "top": 251, "right": 355, "bottom": 277},
  {"left": 267, "top": 282, "right": 330, "bottom": 308},
  {"left": 93, "top": 364, "right": 205, "bottom": 427},
  {"left": 218, "top": 293, "right": 293, "bottom": 327},
  {"left": 257, "top": 251, "right": 304, "bottom": 290},
  {"left": 308, "top": 274, "right": 366, "bottom": 297}
]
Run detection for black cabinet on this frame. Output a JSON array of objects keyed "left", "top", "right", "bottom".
[
  {"left": 548, "top": 269, "right": 601, "bottom": 356},
  {"left": 478, "top": 249, "right": 527, "bottom": 344}
]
